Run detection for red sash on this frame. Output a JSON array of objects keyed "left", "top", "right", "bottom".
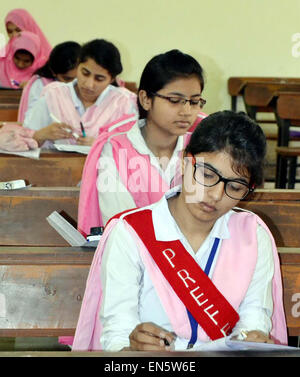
[{"left": 123, "top": 209, "right": 240, "bottom": 341}]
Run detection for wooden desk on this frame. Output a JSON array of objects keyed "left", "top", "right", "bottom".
[
  {"left": 0, "top": 187, "right": 79, "bottom": 246},
  {"left": 0, "top": 188, "right": 299, "bottom": 247},
  {"left": 0, "top": 89, "right": 22, "bottom": 122},
  {"left": 0, "top": 246, "right": 298, "bottom": 340},
  {"left": 227, "top": 77, "right": 300, "bottom": 112},
  {"left": 0, "top": 150, "right": 86, "bottom": 187}
]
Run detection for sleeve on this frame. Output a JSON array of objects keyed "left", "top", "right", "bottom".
[
  {"left": 99, "top": 220, "right": 144, "bottom": 350},
  {"left": 23, "top": 95, "right": 52, "bottom": 130},
  {"left": 23, "top": 78, "right": 45, "bottom": 121},
  {"left": 96, "top": 142, "right": 136, "bottom": 225},
  {"left": 230, "top": 223, "right": 274, "bottom": 338}
]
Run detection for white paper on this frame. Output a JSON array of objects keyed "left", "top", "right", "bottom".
[
  {"left": 188, "top": 336, "right": 298, "bottom": 352},
  {"left": 53, "top": 143, "right": 90, "bottom": 155},
  {"left": 46, "top": 211, "right": 87, "bottom": 246},
  {"left": 0, "top": 147, "right": 41, "bottom": 159}
]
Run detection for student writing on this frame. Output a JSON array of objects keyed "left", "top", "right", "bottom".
[
  {"left": 73, "top": 111, "right": 287, "bottom": 351},
  {"left": 24, "top": 39, "right": 137, "bottom": 148},
  {"left": 78, "top": 49, "right": 207, "bottom": 236}
]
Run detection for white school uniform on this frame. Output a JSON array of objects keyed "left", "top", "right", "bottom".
[{"left": 99, "top": 187, "right": 274, "bottom": 351}]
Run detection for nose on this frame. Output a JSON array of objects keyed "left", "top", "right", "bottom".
[
  {"left": 207, "top": 181, "right": 225, "bottom": 202},
  {"left": 85, "top": 75, "right": 95, "bottom": 89},
  {"left": 178, "top": 101, "right": 192, "bottom": 116}
]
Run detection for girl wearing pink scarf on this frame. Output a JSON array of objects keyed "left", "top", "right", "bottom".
[
  {"left": 18, "top": 41, "right": 81, "bottom": 122},
  {"left": 78, "top": 49, "right": 207, "bottom": 237},
  {"left": 0, "top": 31, "right": 48, "bottom": 88},
  {"left": 4, "top": 8, "right": 51, "bottom": 60},
  {"left": 24, "top": 39, "right": 137, "bottom": 147},
  {"left": 72, "top": 111, "right": 287, "bottom": 351}
]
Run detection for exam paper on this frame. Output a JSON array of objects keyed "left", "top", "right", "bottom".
[
  {"left": 0, "top": 147, "right": 41, "bottom": 159},
  {"left": 189, "top": 336, "right": 298, "bottom": 352},
  {"left": 54, "top": 143, "right": 91, "bottom": 155}
]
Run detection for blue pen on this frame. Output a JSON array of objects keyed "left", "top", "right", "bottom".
[
  {"left": 80, "top": 121, "right": 86, "bottom": 138},
  {"left": 11, "top": 79, "right": 20, "bottom": 87}
]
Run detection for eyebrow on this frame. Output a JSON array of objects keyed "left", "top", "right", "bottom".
[
  {"left": 82, "top": 67, "right": 106, "bottom": 79},
  {"left": 202, "top": 162, "right": 249, "bottom": 184},
  {"left": 166, "top": 91, "right": 202, "bottom": 97}
]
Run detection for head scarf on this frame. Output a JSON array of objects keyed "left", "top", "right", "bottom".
[
  {"left": 4, "top": 8, "right": 51, "bottom": 60},
  {"left": 0, "top": 31, "right": 48, "bottom": 88}
]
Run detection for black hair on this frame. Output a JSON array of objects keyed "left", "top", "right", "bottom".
[
  {"left": 34, "top": 41, "right": 81, "bottom": 78},
  {"left": 185, "top": 111, "right": 267, "bottom": 187},
  {"left": 79, "top": 39, "right": 122, "bottom": 80},
  {"left": 14, "top": 49, "right": 34, "bottom": 62},
  {"left": 138, "top": 49, "right": 205, "bottom": 118}
]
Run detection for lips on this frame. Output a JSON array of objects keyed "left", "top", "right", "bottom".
[
  {"left": 200, "top": 201, "right": 217, "bottom": 213},
  {"left": 175, "top": 120, "right": 191, "bottom": 128}
]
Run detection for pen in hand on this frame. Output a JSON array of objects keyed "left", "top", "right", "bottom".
[
  {"left": 50, "top": 113, "right": 79, "bottom": 139},
  {"left": 80, "top": 121, "right": 86, "bottom": 138}
]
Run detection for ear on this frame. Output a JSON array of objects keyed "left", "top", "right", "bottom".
[{"left": 138, "top": 90, "right": 152, "bottom": 111}]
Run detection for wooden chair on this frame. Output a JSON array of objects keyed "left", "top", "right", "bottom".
[
  {"left": 0, "top": 150, "right": 86, "bottom": 187},
  {"left": 227, "top": 77, "right": 300, "bottom": 112},
  {"left": 274, "top": 92, "right": 300, "bottom": 188}
]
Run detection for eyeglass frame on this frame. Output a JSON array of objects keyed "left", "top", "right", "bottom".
[
  {"left": 151, "top": 92, "right": 206, "bottom": 109},
  {"left": 188, "top": 153, "right": 255, "bottom": 200}
]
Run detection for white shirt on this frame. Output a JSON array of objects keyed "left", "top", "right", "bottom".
[
  {"left": 99, "top": 187, "right": 274, "bottom": 351},
  {"left": 23, "top": 80, "right": 126, "bottom": 130},
  {"left": 96, "top": 119, "right": 184, "bottom": 224},
  {"left": 24, "top": 77, "right": 45, "bottom": 121}
]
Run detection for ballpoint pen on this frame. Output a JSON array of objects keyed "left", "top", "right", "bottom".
[
  {"left": 80, "top": 121, "right": 86, "bottom": 138},
  {"left": 50, "top": 113, "right": 79, "bottom": 139}
]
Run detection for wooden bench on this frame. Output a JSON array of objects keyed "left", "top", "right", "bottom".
[
  {"left": 0, "top": 89, "right": 22, "bottom": 122},
  {"left": 0, "top": 246, "right": 298, "bottom": 343},
  {"left": 0, "top": 187, "right": 79, "bottom": 246},
  {"left": 227, "top": 77, "right": 300, "bottom": 112},
  {"left": 0, "top": 150, "right": 86, "bottom": 187},
  {"left": 1, "top": 188, "right": 299, "bottom": 248}
]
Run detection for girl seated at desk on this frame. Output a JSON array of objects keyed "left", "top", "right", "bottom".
[
  {"left": 73, "top": 111, "right": 287, "bottom": 351},
  {"left": 23, "top": 39, "right": 137, "bottom": 148},
  {"left": 0, "top": 31, "right": 48, "bottom": 89},
  {"left": 18, "top": 41, "right": 81, "bottom": 122},
  {"left": 78, "top": 49, "right": 207, "bottom": 236},
  {"left": 4, "top": 8, "right": 51, "bottom": 59}
]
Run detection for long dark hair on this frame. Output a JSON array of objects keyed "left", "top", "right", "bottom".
[{"left": 34, "top": 41, "right": 81, "bottom": 78}]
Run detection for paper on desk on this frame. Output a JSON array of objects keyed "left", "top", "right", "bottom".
[
  {"left": 188, "top": 336, "right": 298, "bottom": 352},
  {"left": 53, "top": 141, "right": 91, "bottom": 155},
  {"left": 0, "top": 147, "right": 41, "bottom": 159}
]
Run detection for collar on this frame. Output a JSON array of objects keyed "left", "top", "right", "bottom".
[
  {"left": 127, "top": 119, "right": 184, "bottom": 157},
  {"left": 151, "top": 186, "right": 232, "bottom": 242},
  {"left": 68, "top": 79, "right": 113, "bottom": 109}
]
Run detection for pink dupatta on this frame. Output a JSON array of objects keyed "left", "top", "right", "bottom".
[
  {"left": 41, "top": 82, "right": 137, "bottom": 138},
  {"left": 0, "top": 31, "right": 48, "bottom": 88},
  {"left": 4, "top": 9, "right": 51, "bottom": 60},
  {"left": 18, "top": 74, "right": 53, "bottom": 122},
  {"left": 72, "top": 210, "right": 287, "bottom": 351}
]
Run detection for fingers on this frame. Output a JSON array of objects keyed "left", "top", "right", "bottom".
[
  {"left": 244, "top": 330, "right": 274, "bottom": 343},
  {"left": 129, "top": 322, "right": 176, "bottom": 351}
]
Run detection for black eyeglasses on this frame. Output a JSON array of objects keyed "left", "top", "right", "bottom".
[
  {"left": 189, "top": 156, "right": 254, "bottom": 200},
  {"left": 151, "top": 92, "right": 206, "bottom": 108}
]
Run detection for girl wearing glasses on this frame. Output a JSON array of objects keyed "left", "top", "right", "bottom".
[
  {"left": 73, "top": 111, "right": 287, "bottom": 351},
  {"left": 78, "top": 49, "right": 207, "bottom": 237}
]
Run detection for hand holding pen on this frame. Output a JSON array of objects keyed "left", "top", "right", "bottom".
[{"left": 128, "top": 322, "right": 176, "bottom": 351}]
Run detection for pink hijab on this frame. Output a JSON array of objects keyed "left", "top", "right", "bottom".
[
  {"left": 0, "top": 31, "right": 48, "bottom": 88},
  {"left": 4, "top": 9, "right": 51, "bottom": 60}
]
